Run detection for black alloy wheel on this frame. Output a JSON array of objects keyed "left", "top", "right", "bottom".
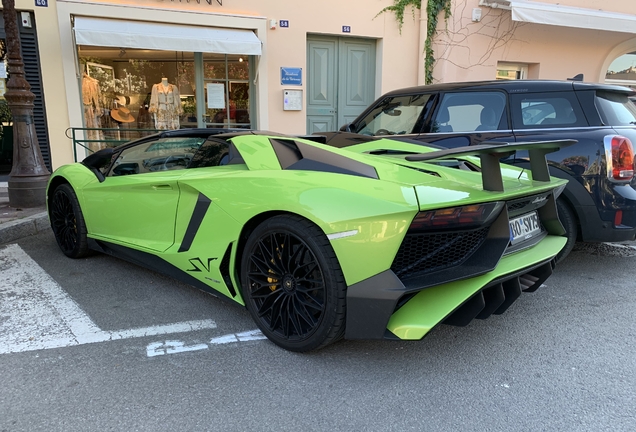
[
  {"left": 50, "top": 183, "right": 91, "bottom": 258},
  {"left": 241, "top": 215, "right": 346, "bottom": 352}
]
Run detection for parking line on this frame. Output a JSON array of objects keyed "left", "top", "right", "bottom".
[
  {"left": 209, "top": 329, "right": 267, "bottom": 345},
  {"left": 0, "top": 244, "right": 216, "bottom": 355}
]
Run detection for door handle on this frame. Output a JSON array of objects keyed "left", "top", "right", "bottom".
[{"left": 152, "top": 184, "right": 173, "bottom": 190}]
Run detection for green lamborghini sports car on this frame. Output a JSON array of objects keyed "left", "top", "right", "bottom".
[{"left": 47, "top": 130, "right": 573, "bottom": 352}]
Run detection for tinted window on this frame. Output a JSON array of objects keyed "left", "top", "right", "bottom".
[
  {"left": 109, "top": 137, "right": 205, "bottom": 176},
  {"left": 188, "top": 138, "right": 245, "bottom": 168},
  {"left": 431, "top": 91, "right": 506, "bottom": 133},
  {"left": 354, "top": 94, "right": 432, "bottom": 136},
  {"left": 595, "top": 91, "right": 636, "bottom": 126},
  {"left": 511, "top": 92, "right": 586, "bottom": 129}
]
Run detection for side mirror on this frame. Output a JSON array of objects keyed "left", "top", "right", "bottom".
[
  {"left": 339, "top": 123, "right": 353, "bottom": 132},
  {"left": 82, "top": 147, "right": 114, "bottom": 182}
]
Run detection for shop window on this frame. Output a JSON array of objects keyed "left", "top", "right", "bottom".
[
  {"left": 203, "top": 53, "right": 251, "bottom": 128},
  {"left": 77, "top": 47, "right": 252, "bottom": 153},
  {"left": 496, "top": 62, "right": 528, "bottom": 80}
]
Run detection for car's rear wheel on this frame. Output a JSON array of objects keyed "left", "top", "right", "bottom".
[
  {"left": 240, "top": 215, "right": 346, "bottom": 352},
  {"left": 556, "top": 198, "right": 577, "bottom": 263},
  {"left": 50, "top": 183, "right": 91, "bottom": 258}
]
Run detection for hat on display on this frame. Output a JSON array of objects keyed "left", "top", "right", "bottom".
[
  {"left": 115, "top": 95, "right": 131, "bottom": 106},
  {"left": 111, "top": 107, "right": 135, "bottom": 123}
]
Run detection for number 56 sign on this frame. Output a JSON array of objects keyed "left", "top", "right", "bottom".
[{"left": 35, "top": 0, "right": 48, "bottom": 7}]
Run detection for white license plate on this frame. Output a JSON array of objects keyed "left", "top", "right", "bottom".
[{"left": 509, "top": 211, "right": 541, "bottom": 245}]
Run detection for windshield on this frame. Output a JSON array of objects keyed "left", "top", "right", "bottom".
[
  {"left": 595, "top": 91, "right": 636, "bottom": 126},
  {"left": 353, "top": 94, "right": 431, "bottom": 136}
]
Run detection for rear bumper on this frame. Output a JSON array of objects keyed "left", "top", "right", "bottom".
[
  {"left": 577, "top": 204, "right": 636, "bottom": 243},
  {"left": 344, "top": 235, "right": 566, "bottom": 340},
  {"left": 577, "top": 183, "right": 636, "bottom": 243}
]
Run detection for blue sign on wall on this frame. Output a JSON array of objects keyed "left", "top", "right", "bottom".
[
  {"left": 280, "top": 20, "right": 289, "bottom": 28},
  {"left": 35, "top": 0, "right": 48, "bottom": 6},
  {"left": 281, "top": 67, "right": 302, "bottom": 86}
]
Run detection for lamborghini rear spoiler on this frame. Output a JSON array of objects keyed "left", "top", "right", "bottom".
[{"left": 405, "top": 140, "right": 577, "bottom": 192}]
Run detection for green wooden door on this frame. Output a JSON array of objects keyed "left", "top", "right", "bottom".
[{"left": 306, "top": 36, "right": 376, "bottom": 134}]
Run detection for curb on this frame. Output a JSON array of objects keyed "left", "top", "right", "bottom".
[{"left": 0, "top": 211, "right": 51, "bottom": 245}]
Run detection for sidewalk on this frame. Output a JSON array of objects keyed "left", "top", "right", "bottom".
[{"left": 0, "top": 182, "right": 50, "bottom": 244}]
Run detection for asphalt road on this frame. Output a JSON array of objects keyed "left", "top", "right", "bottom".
[{"left": 1, "top": 230, "right": 635, "bottom": 432}]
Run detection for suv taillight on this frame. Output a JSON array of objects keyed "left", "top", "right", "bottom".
[{"left": 604, "top": 136, "right": 635, "bottom": 182}]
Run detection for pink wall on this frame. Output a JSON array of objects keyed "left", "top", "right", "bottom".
[{"left": 431, "top": 0, "right": 636, "bottom": 84}]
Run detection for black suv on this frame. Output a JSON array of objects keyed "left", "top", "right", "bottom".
[{"left": 327, "top": 80, "right": 636, "bottom": 261}]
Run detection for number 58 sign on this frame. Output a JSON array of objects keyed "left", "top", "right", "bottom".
[{"left": 35, "top": 0, "right": 48, "bottom": 7}]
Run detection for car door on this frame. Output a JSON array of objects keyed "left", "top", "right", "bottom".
[
  {"left": 81, "top": 136, "right": 206, "bottom": 252},
  {"left": 414, "top": 90, "right": 515, "bottom": 149}
]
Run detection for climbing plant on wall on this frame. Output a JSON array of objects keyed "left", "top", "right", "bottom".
[{"left": 379, "top": 0, "right": 452, "bottom": 85}]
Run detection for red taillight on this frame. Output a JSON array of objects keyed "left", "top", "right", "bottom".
[
  {"left": 607, "top": 136, "right": 635, "bottom": 182},
  {"left": 409, "top": 202, "right": 504, "bottom": 231},
  {"left": 615, "top": 210, "right": 623, "bottom": 227}
]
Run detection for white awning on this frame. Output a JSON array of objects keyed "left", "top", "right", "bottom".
[
  {"left": 73, "top": 16, "right": 262, "bottom": 55},
  {"left": 509, "top": 1, "right": 636, "bottom": 34}
]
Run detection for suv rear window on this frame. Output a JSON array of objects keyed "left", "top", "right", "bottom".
[
  {"left": 511, "top": 92, "right": 587, "bottom": 129},
  {"left": 595, "top": 91, "right": 636, "bottom": 126}
]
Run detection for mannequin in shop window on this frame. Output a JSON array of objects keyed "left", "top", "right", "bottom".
[
  {"left": 148, "top": 77, "right": 182, "bottom": 130},
  {"left": 82, "top": 67, "right": 105, "bottom": 150},
  {"left": 137, "top": 92, "right": 153, "bottom": 130}
]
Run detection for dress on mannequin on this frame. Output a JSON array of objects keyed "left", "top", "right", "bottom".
[
  {"left": 148, "top": 78, "right": 182, "bottom": 130},
  {"left": 82, "top": 72, "right": 105, "bottom": 151}
]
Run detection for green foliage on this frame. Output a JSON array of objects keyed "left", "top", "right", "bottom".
[
  {"left": 424, "top": 0, "right": 452, "bottom": 85},
  {"left": 378, "top": 0, "right": 421, "bottom": 32},
  {"left": 378, "top": 0, "right": 452, "bottom": 85}
]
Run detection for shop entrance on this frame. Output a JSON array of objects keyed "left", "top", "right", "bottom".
[{"left": 306, "top": 36, "right": 376, "bottom": 134}]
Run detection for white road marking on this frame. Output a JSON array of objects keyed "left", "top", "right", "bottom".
[
  {"left": 602, "top": 242, "right": 636, "bottom": 250},
  {"left": 0, "top": 244, "right": 217, "bottom": 355},
  {"left": 144, "top": 330, "right": 267, "bottom": 357},
  {"left": 209, "top": 329, "right": 267, "bottom": 345},
  {"left": 146, "top": 340, "right": 209, "bottom": 357}
]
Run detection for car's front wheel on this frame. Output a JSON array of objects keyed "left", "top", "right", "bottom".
[
  {"left": 240, "top": 215, "right": 347, "bottom": 352},
  {"left": 49, "top": 183, "right": 91, "bottom": 258}
]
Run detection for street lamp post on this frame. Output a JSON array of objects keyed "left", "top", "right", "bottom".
[{"left": 2, "top": 0, "right": 50, "bottom": 208}]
